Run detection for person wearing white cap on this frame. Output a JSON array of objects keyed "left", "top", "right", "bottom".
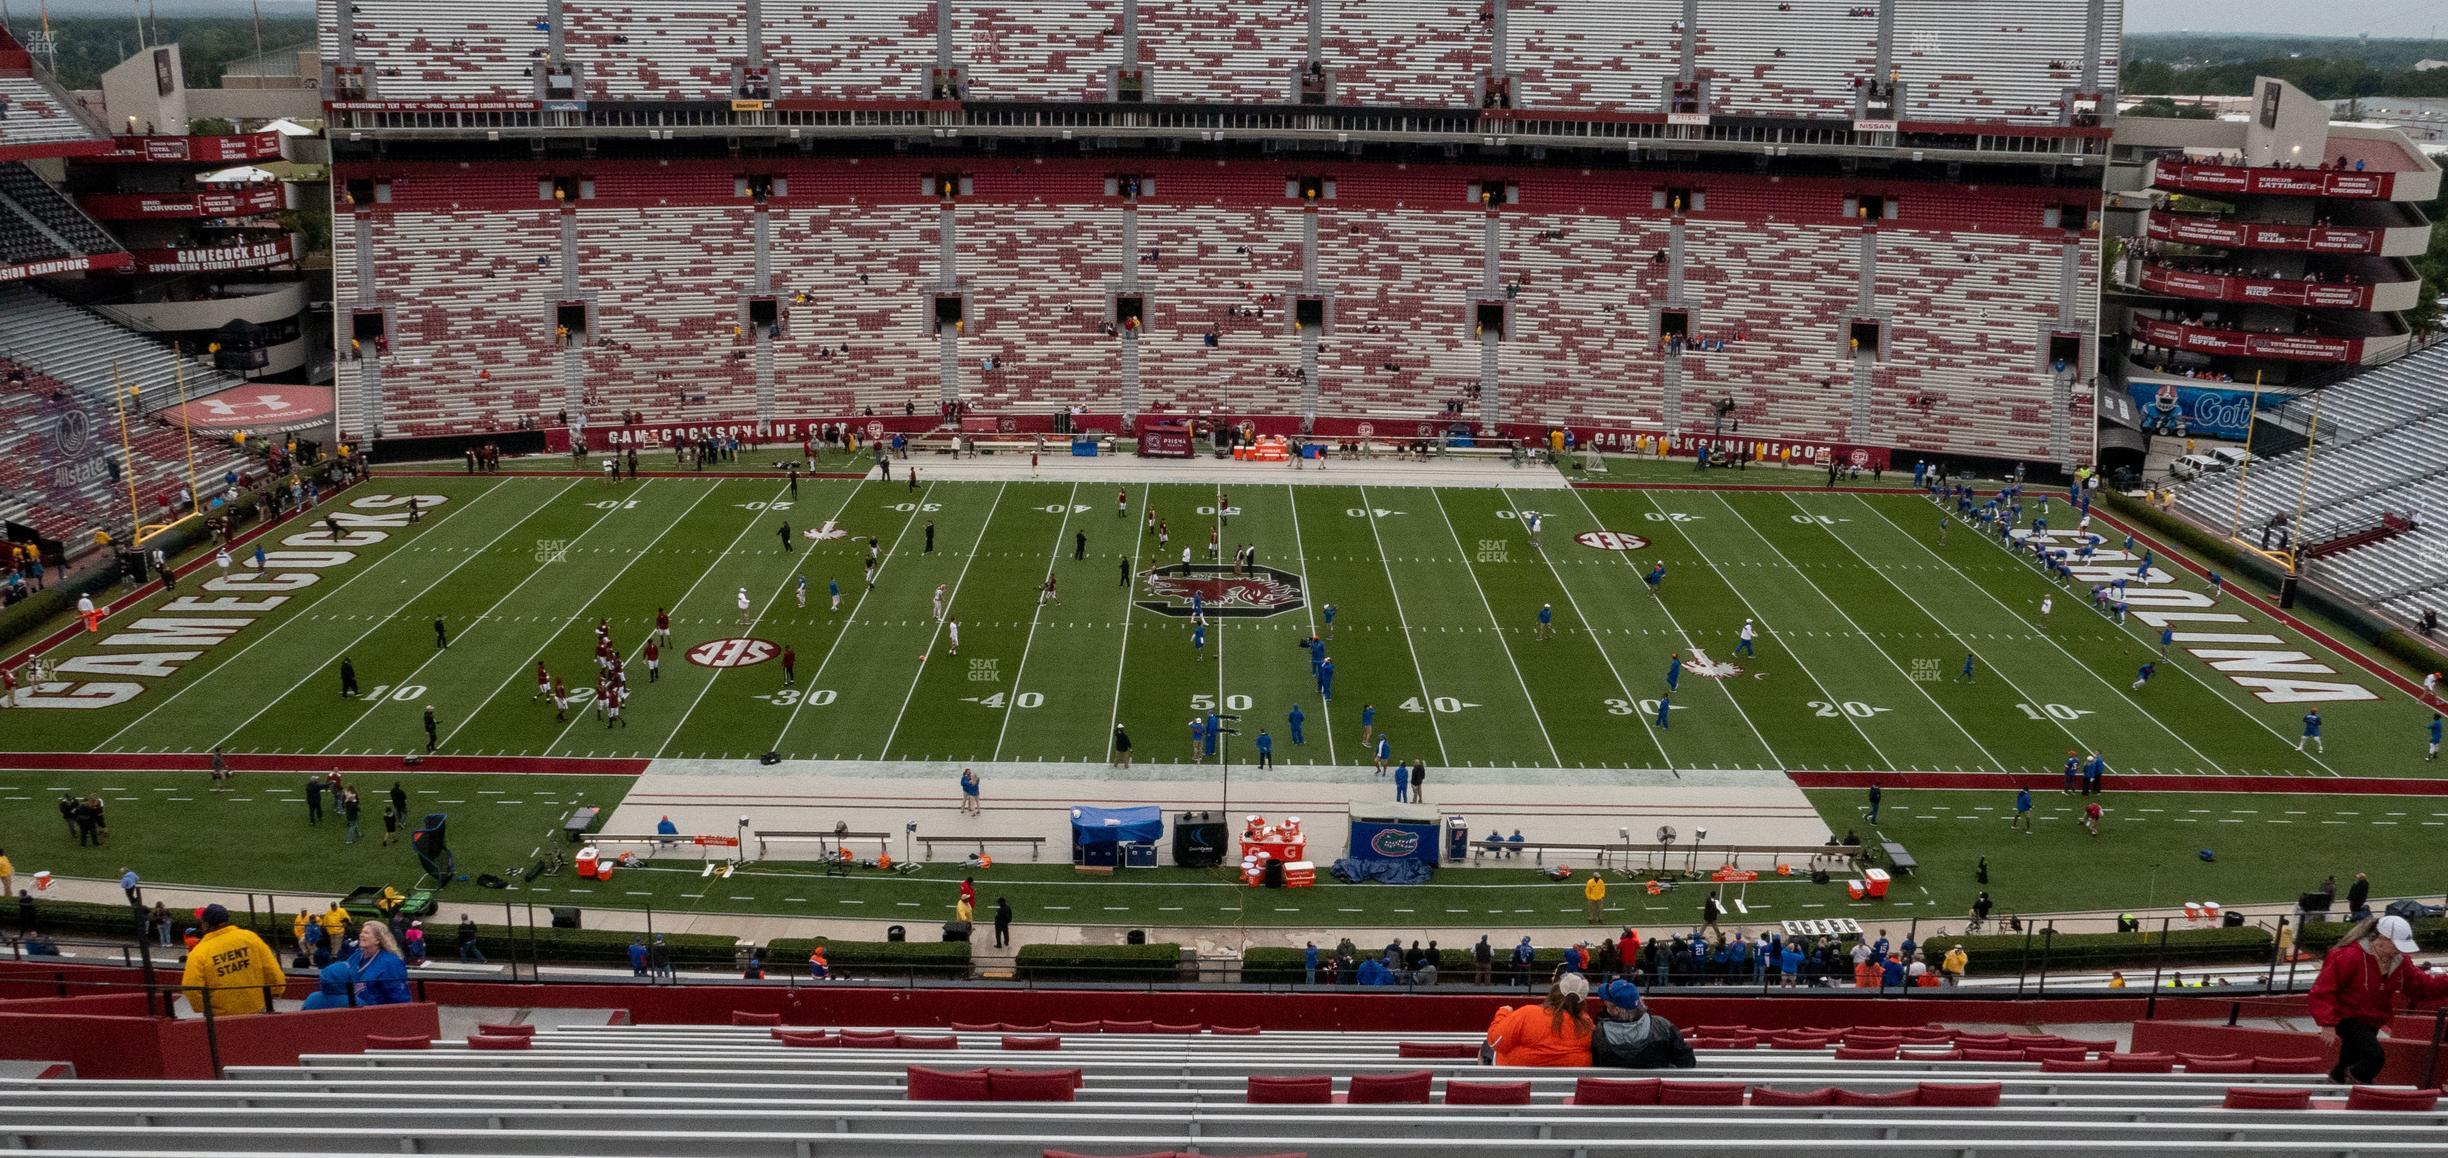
[
  {"left": 2307, "top": 913, "right": 2448, "bottom": 1084},
  {"left": 1484, "top": 971, "right": 1594, "bottom": 1067}
]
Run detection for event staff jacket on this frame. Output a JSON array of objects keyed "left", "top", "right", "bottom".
[
  {"left": 181, "top": 925, "right": 286, "bottom": 1017},
  {"left": 2307, "top": 940, "right": 2448, "bottom": 1029}
]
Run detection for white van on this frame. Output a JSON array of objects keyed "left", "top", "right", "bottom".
[
  {"left": 2209, "top": 446, "right": 2253, "bottom": 471},
  {"left": 2171, "top": 453, "right": 2224, "bottom": 480}
]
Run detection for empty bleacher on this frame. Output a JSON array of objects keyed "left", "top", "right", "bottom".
[
  {"left": 1697, "top": 0, "right": 1878, "bottom": 120},
  {"left": 762, "top": 1, "right": 937, "bottom": 101},
  {"left": 1506, "top": 1, "right": 1674, "bottom": 114},
  {"left": 574, "top": 204, "right": 758, "bottom": 419},
  {"left": 1892, "top": 0, "right": 2107, "bottom": 125},
  {"left": 327, "top": 0, "right": 552, "bottom": 102},
  {"left": 1323, "top": 0, "right": 1485, "bottom": 108},
  {"left": 958, "top": 0, "right": 1127, "bottom": 102},
  {"left": 1138, "top": 0, "right": 1306, "bottom": 103},
  {"left": 0, "top": 163, "right": 120, "bottom": 257},
  {"left": 348, "top": 207, "right": 562, "bottom": 435},
  {"left": 566, "top": 0, "right": 747, "bottom": 101},
  {"left": 0, "top": 73, "right": 103, "bottom": 150},
  {"left": 0, "top": 1020, "right": 2428, "bottom": 1156}
]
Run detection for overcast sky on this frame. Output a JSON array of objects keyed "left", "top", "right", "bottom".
[{"left": 2126, "top": 0, "right": 2448, "bottom": 38}]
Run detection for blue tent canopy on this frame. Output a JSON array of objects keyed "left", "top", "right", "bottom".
[{"left": 1070, "top": 805, "right": 1162, "bottom": 845}]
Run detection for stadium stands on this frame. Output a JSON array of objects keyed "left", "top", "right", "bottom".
[
  {"left": 957, "top": 0, "right": 1126, "bottom": 102},
  {"left": 1891, "top": 0, "right": 2112, "bottom": 125},
  {"left": 1697, "top": 0, "right": 1878, "bottom": 120},
  {"left": 339, "top": 207, "right": 563, "bottom": 435},
  {"left": 1322, "top": 0, "right": 1484, "bottom": 108},
  {"left": 1138, "top": 0, "right": 1306, "bottom": 103},
  {"left": 1505, "top": 1, "right": 1674, "bottom": 114},
  {"left": 566, "top": 0, "right": 747, "bottom": 101},
  {"left": 761, "top": 1, "right": 937, "bottom": 102},
  {"left": 0, "top": 1022, "right": 2429, "bottom": 1155},
  {"left": 0, "top": 72, "right": 104, "bottom": 151},
  {"left": 325, "top": 0, "right": 552, "bottom": 102},
  {"left": 0, "top": 163, "right": 122, "bottom": 258}
]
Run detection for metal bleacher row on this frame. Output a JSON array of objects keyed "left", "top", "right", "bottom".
[
  {"left": 0, "top": 72, "right": 103, "bottom": 151},
  {"left": 2172, "top": 341, "right": 2448, "bottom": 626},
  {"left": 0, "top": 1021, "right": 2432, "bottom": 1156},
  {"left": 0, "top": 163, "right": 121, "bottom": 261},
  {"left": 319, "top": 0, "right": 2115, "bottom": 125}
]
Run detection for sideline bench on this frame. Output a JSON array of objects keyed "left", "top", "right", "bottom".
[
  {"left": 1880, "top": 842, "right": 1918, "bottom": 875},
  {"left": 919, "top": 836, "right": 1047, "bottom": 862}
]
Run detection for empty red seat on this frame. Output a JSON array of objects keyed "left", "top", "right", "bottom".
[
  {"left": 1769, "top": 1033, "right": 1836, "bottom": 1050},
  {"left": 1246, "top": 1075, "right": 1333, "bottom": 1104},
  {"left": 1397, "top": 1041, "right": 1481, "bottom": 1059},
  {"left": 1444, "top": 1080, "right": 1532, "bottom": 1105},
  {"left": 473, "top": 1023, "right": 535, "bottom": 1037},
  {"left": 896, "top": 1034, "right": 958, "bottom": 1050},
  {"left": 950, "top": 1021, "right": 1000, "bottom": 1033},
  {"left": 1658, "top": 1081, "right": 1747, "bottom": 1106},
  {"left": 1050, "top": 1020, "right": 1101, "bottom": 1034},
  {"left": 1900, "top": 1028, "right": 1956, "bottom": 1045},
  {"left": 777, "top": 1032, "right": 840, "bottom": 1048},
  {"left": 2224, "top": 1087, "right": 2314, "bottom": 1110},
  {"left": 1003, "top": 1023, "right": 1052, "bottom": 1033},
  {"left": 906, "top": 1066, "right": 992, "bottom": 1101},
  {"left": 2039, "top": 1058, "right": 2111, "bottom": 1073},
  {"left": 467, "top": 1034, "right": 530, "bottom": 1051},
  {"left": 730, "top": 1011, "right": 782, "bottom": 1026},
  {"left": 1002, "top": 1035, "right": 1063, "bottom": 1050},
  {"left": 2059, "top": 1038, "right": 2117, "bottom": 1053},
  {"left": 2021, "top": 1046, "right": 2088, "bottom": 1063},
  {"left": 1952, "top": 1033, "right": 2011, "bottom": 1049},
  {"left": 1209, "top": 1025, "right": 1262, "bottom": 1036},
  {"left": 2178, "top": 1054, "right": 2256, "bottom": 1074},
  {"left": 841, "top": 1030, "right": 900, "bottom": 1048},
  {"left": 1834, "top": 1045, "right": 1898, "bottom": 1061},
  {"left": 2103, "top": 1052, "right": 2176, "bottom": 1074},
  {"left": 1101, "top": 1020, "right": 1155, "bottom": 1034},
  {"left": 1832, "top": 1088, "right": 1920, "bottom": 1107},
  {"left": 986, "top": 1068, "right": 1082, "bottom": 1102},
  {"left": 363, "top": 1034, "right": 432, "bottom": 1050},
  {"left": 2007, "top": 1033, "right": 2064, "bottom": 1049},
  {"left": 2251, "top": 1055, "right": 2331, "bottom": 1074},
  {"left": 1956, "top": 1048, "right": 2025, "bottom": 1063},
  {"left": 1715, "top": 1032, "right": 1762, "bottom": 1050},
  {"left": 2344, "top": 1086, "right": 2441, "bottom": 1112},
  {"left": 1915, "top": 1082, "right": 2002, "bottom": 1107},
  {"left": 1152, "top": 1023, "right": 1204, "bottom": 1034},
  {"left": 1346, "top": 1069, "right": 1434, "bottom": 1105},
  {"left": 1568, "top": 1077, "right": 1661, "bottom": 1105},
  {"left": 770, "top": 1027, "right": 828, "bottom": 1041},
  {"left": 1749, "top": 1086, "right": 1836, "bottom": 1106}
]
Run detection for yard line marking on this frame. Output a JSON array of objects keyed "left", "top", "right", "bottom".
[
  {"left": 1282, "top": 485, "right": 1339, "bottom": 765},
  {"left": 771, "top": 481, "right": 934, "bottom": 753},
  {"left": 99, "top": 476, "right": 522, "bottom": 750},
  {"left": 1852, "top": 495, "right": 2313, "bottom": 775},
  {"left": 323, "top": 479, "right": 663, "bottom": 752},
  {"left": 1424, "top": 490, "right": 1561, "bottom": 766},
  {"left": 469, "top": 480, "right": 724, "bottom": 751},
  {"left": 1563, "top": 484, "right": 1786, "bottom": 768},
  {"left": 650, "top": 479, "right": 834, "bottom": 760},
  {"left": 992, "top": 482, "right": 1079, "bottom": 760},
  {"left": 1356, "top": 485, "right": 1454, "bottom": 764},
  {"left": 198, "top": 478, "right": 574, "bottom": 752},
  {"left": 878, "top": 482, "right": 1010, "bottom": 756},
  {"left": 1500, "top": 486, "right": 1666, "bottom": 771}
]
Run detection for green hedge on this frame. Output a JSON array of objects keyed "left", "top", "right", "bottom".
[
  {"left": 1014, "top": 943, "right": 1184, "bottom": 982},
  {"left": 15, "top": 897, "right": 153, "bottom": 941},
  {"left": 1918, "top": 926, "right": 2274, "bottom": 975},
  {"left": 762, "top": 938, "right": 971, "bottom": 979},
  {"left": 2293, "top": 917, "right": 2448, "bottom": 955}
]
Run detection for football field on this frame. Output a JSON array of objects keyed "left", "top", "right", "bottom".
[{"left": 4, "top": 466, "right": 2430, "bottom": 779}]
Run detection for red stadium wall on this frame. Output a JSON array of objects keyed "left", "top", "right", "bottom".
[{"left": 0, "top": 995, "right": 442, "bottom": 1079}]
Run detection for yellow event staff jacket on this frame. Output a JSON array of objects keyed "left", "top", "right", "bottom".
[{"left": 182, "top": 924, "right": 287, "bottom": 1017}]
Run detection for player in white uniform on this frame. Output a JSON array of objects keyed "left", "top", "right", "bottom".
[
  {"left": 736, "top": 587, "right": 752, "bottom": 626},
  {"left": 947, "top": 617, "right": 961, "bottom": 657},
  {"left": 933, "top": 584, "right": 948, "bottom": 622},
  {"left": 795, "top": 575, "right": 807, "bottom": 609}
]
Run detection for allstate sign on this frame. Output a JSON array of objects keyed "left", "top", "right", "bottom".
[{"left": 2128, "top": 381, "right": 2266, "bottom": 442}]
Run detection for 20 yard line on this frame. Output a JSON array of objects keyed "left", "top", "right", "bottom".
[
  {"left": 877, "top": 482, "right": 1009, "bottom": 756},
  {"left": 1281, "top": 485, "right": 1339, "bottom": 766},
  {"left": 1426, "top": 490, "right": 1561, "bottom": 767},
  {"left": 97, "top": 476, "right": 520, "bottom": 749},
  {"left": 649, "top": 480, "right": 837, "bottom": 760},
  {"left": 1499, "top": 486, "right": 1668, "bottom": 772},
  {"left": 1355, "top": 485, "right": 1452, "bottom": 765},
  {"left": 991, "top": 483, "right": 1079, "bottom": 760},
  {"left": 195, "top": 479, "right": 570, "bottom": 752}
]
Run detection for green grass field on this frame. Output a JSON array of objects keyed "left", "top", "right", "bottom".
[{"left": 5, "top": 466, "right": 2440, "bottom": 928}]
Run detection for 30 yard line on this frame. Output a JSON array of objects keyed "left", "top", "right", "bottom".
[
  {"left": 877, "top": 482, "right": 1009, "bottom": 756},
  {"left": 192, "top": 478, "right": 568, "bottom": 752},
  {"left": 1281, "top": 484, "right": 1338, "bottom": 766},
  {"left": 1426, "top": 490, "right": 1561, "bottom": 766},
  {"left": 991, "top": 483, "right": 1079, "bottom": 760},
  {"left": 1706, "top": 490, "right": 1997, "bottom": 773},
  {"left": 476, "top": 480, "right": 725, "bottom": 752},
  {"left": 1499, "top": 486, "right": 1668, "bottom": 772},
  {"left": 1355, "top": 485, "right": 1451, "bottom": 764},
  {"left": 650, "top": 479, "right": 837, "bottom": 760},
  {"left": 769, "top": 482, "right": 933, "bottom": 754},
  {"left": 95, "top": 476, "right": 520, "bottom": 750}
]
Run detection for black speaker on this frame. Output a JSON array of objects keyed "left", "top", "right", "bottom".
[
  {"left": 2222, "top": 910, "right": 2245, "bottom": 928},
  {"left": 942, "top": 920, "right": 972, "bottom": 943},
  {"left": 549, "top": 906, "right": 581, "bottom": 929},
  {"left": 1809, "top": 869, "right": 1830, "bottom": 884},
  {"left": 887, "top": 924, "right": 906, "bottom": 942},
  {"left": 2298, "top": 892, "right": 2334, "bottom": 914},
  {"left": 1126, "top": 929, "right": 1146, "bottom": 945},
  {"left": 1173, "top": 814, "right": 1227, "bottom": 868}
]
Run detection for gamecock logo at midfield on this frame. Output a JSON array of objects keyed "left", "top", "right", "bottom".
[{"left": 1135, "top": 563, "right": 1306, "bottom": 619}]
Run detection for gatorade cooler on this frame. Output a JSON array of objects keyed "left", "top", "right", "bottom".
[
  {"left": 32, "top": 870, "right": 51, "bottom": 891},
  {"left": 1863, "top": 868, "right": 1892, "bottom": 899},
  {"left": 575, "top": 846, "right": 600, "bottom": 879},
  {"left": 1283, "top": 861, "right": 1316, "bottom": 888},
  {"left": 596, "top": 864, "right": 614, "bottom": 883},
  {"left": 1846, "top": 880, "right": 1867, "bottom": 900}
]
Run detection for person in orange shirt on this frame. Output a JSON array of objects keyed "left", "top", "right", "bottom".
[{"left": 1484, "top": 973, "right": 1594, "bottom": 1067}]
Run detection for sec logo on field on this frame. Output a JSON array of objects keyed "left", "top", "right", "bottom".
[
  {"left": 1576, "top": 530, "right": 1651, "bottom": 551},
  {"left": 687, "top": 638, "right": 776, "bottom": 668}
]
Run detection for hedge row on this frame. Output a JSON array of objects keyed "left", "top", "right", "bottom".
[
  {"left": 761, "top": 938, "right": 971, "bottom": 978},
  {"left": 1013, "top": 943, "right": 1184, "bottom": 982},
  {"left": 1916, "top": 927, "right": 2275, "bottom": 975},
  {"left": 16, "top": 898, "right": 740, "bottom": 969}
]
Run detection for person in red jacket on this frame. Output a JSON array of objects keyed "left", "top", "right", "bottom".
[{"left": 2307, "top": 915, "right": 2448, "bottom": 1084}]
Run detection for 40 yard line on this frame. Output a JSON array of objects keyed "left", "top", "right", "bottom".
[
  {"left": 991, "top": 483, "right": 1079, "bottom": 761},
  {"left": 877, "top": 482, "right": 1009, "bottom": 757},
  {"left": 1427, "top": 490, "right": 1561, "bottom": 766},
  {"left": 769, "top": 481, "right": 934, "bottom": 754}
]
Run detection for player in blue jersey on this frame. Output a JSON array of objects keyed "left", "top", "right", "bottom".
[
  {"left": 2010, "top": 786, "right": 2033, "bottom": 834},
  {"left": 1654, "top": 693, "right": 1672, "bottom": 729},
  {"left": 2298, "top": 708, "right": 2323, "bottom": 753},
  {"left": 1666, "top": 652, "right": 1682, "bottom": 691},
  {"left": 1322, "top": 603, "right": 1336, "bottom": 639},
  {"left": 1317, "top": 656, "right": 1334, "bottom": 700},
  {"left": 1288, "top": 704, "right": 1305, "bottom": 746},
  {"left": 2131, "top": 661, "right": 2155, "bottom": 691},
  {"left": 2430, "top": 714, "right": 2441, "bottom": 761},
  {"left": 2062, "top": 751, "right": 2080, "bottom": 795},
  {"left": 1644, "top": 562, "right": 1667, "bottom": 593},
  {"left": 1957, "top": 653, "right": 1977, "bottom": 683},
  {"left": 2159, "top": 626, "right": 2174, "bottom": 656},
  {"left": 1360, "top": 703, "right": 1376, "bottom": 749},
  {"left": 1375, "top": 733, "right": 1392, "bottom": 775},
  {"left": 1537, "top": 603, "right": 1553, "bottom": 640},
  {"left": 1192, "top": 622, "right": 1206, "bottom": 661}
]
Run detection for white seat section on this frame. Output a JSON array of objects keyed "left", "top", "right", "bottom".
[
  {"left": 331, "top": 0, "right": 552, "bottom": 102},
  {"left": 0, "top": 74, "right": 101, "bottom": 148},
  {"left": 1698, "top": 0, "right": 1877, "bottom": 120},
  {"left": 1892, "top": 0, "right": 2116, "bottom": 125},
  {"left": 957, "top": 0, "right": 1125, "bottom": 102},
  {"left": 1875, "top": 229, "right": 2075, "bottom": 461},
  {"left": 1135, "top": 193, "right": 1305, "bottom": 416},
  {"left": 1325, "top": 0, "right": 1485, "bottom": 107},
  {"left": 1497, "top": 209, "right": 1673, "bottom": 428},
  {"left": 956, "top": 200, "right": 1121, "bottom": 412},
  {"left": 1139, "top": 0, "right": 1306, "bottom": 103},
  {"left": 762, "top": 0, "right": 935, "bottom": 101},
  {"left": 353, "top": 207, "right": 561, "bottom": 435},
  {"left": 1508, "top": 0, "right": 1674, "bottom": 114},
  {"left": 767, "top": 200, "right": 940, "bottom": 416},
  {"left": 1678, "top": 217, "right": 1858, "bottom": 443},
  {"left": 1316, "top": 206, "right": 1482, "bottom": 418},
  {"left": 567, "top": 0, "right": 747, "bottom": 101},
  {"left": 574, "top": 204, "right": 758, "bottom": 419}
]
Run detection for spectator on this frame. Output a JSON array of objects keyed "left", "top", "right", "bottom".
[
  {"left": 2346, "top": 872, "right": 2371, "bottom": 920},
  {"left": 147, "top": 901, "right": 173, "bottom": 948},
  {"left": 1484, "top": 973, "right": 1595, "bottom": 1066},
  {"left": 1304, "top": 941, "right": 1319, "bottom": 985},
  {"left": 627, "top": 937, "right": 649, "bottom": 978},
  {"left": 1511, "top": 936, "right": 1536, "bottom": 988},
  {"left": 807, "top": 941, "right": 830, "bottom": 979},
  {"left": 307, "top": 921, "right": 410, "bottom": 1010},
  {"left": 456, "top": 915, "right": 485, "bottom": 964},
  {"left": 1942, "top": 943, "right": 1968, "bottom": 987},
  {"left": 992, "top": 897, "right": 1012, "bottom": 948},
  {"left": 1583, "top": 872, "right": 1606, "bottom": 922},
  {"left": 180, "top": 904, "right": 283, "bottom": 1017},
  {"left": 1472, "top": 935, "right": 1493, "bottom": 985},
  {"left": 648, "top": 935, "right": 674, "bottom": 982},
  {"left": 2309, "top": 915, "right": 2448, "bottom": 1084}
]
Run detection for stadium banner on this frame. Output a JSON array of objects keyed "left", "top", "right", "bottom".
[
  {"left": 2130, "top": 316, "right": 2360, "bottom": 363},
  {"left": 80, "top": 186, "right": 284, "bottom": 220},
  {"left": 164, "top": 386, "right": 335, "bottom": 436},
  {"left": 1136, "top": 419, "right": 1195, "bottom": 458},
  {"left": 329, "top": 100, "right": 543, "bottom": 112},
  {"left": 2126, "top": 380, "right": 2267, "bottom": 441},
  {"left": 2145, "top": 213, "right": 2384, "bottom": 255},
  {"left": 564, "top": 416, "right": 946, "bottom": 453},
  {"left": 2137, "top": 265, "right": 2375, "bottom": 310},
  {"left": 128, "top": 236, "right": 300, "bottom": 274},
  {"left": 0, "top": 251, "right": 131, "bottom": 284},
  {"left": 1346, "top": 819, "right": 1440, "bottom": 865},
  {"left": 2154, "top": 160, "right": 2397, "bottom": 200},
  {"left": 107, "top": 131, "right": 285, "bottom": 163}
]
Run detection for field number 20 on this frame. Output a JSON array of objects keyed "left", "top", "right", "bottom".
[{"left": 1811, "top": 701, "right": 1888, "bottom": 718}]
